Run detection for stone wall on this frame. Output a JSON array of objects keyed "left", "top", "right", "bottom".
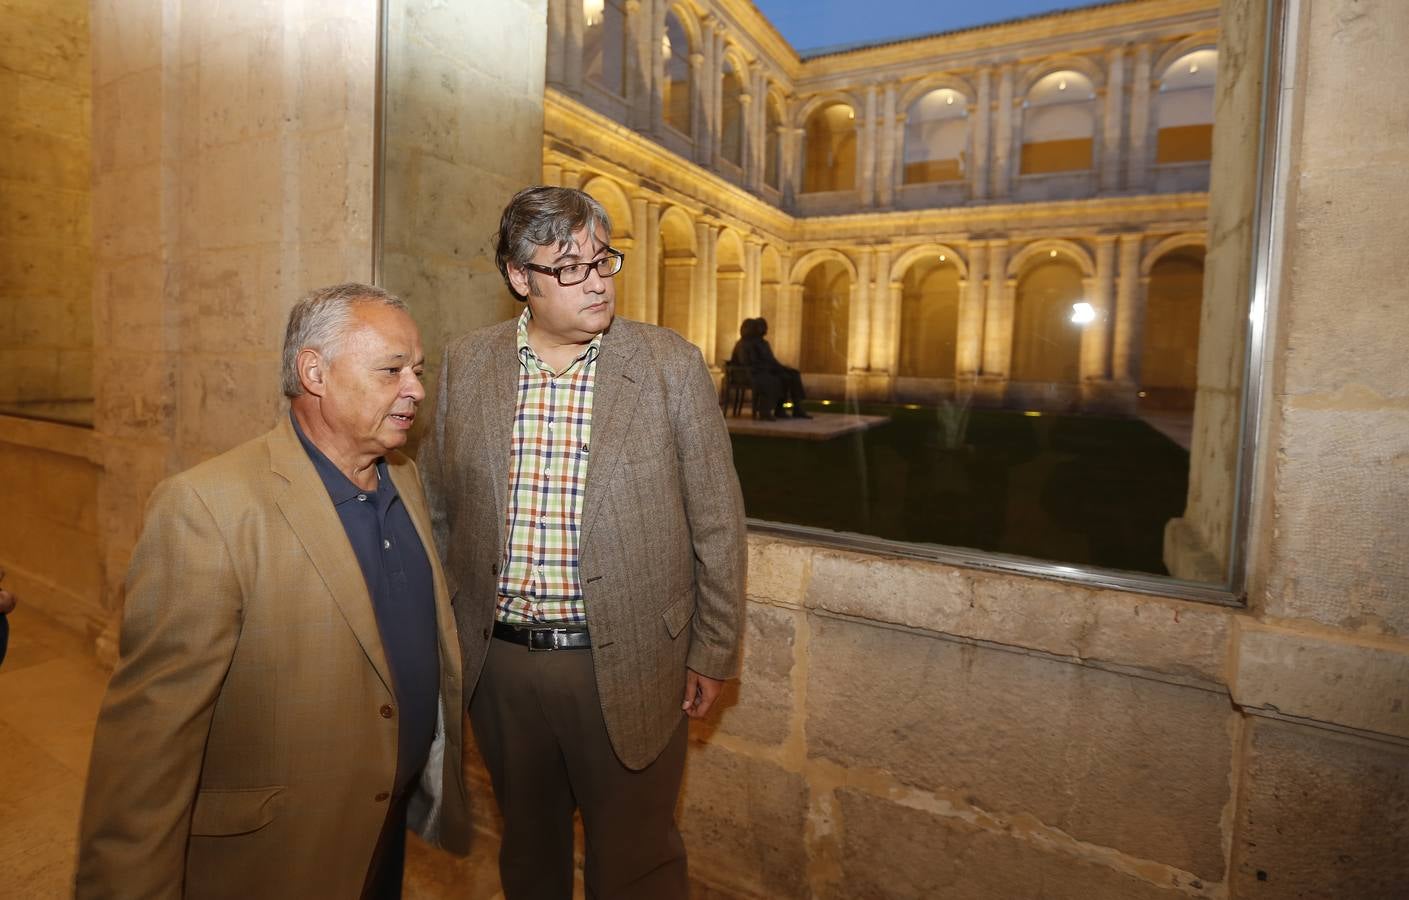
[{"left": 0, "top": 0, "right": 92, "bottom": 417}]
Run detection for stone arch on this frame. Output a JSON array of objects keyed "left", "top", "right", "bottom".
[
  {"left": 714, "top": 228, "right": 747, "bottom": 364},
  {"left": 1141, "top": 233, "right": 1206, "bottom": 276},
  {"left": 1017, "top": 54, "right": 1107, "bottom": 98},
  {"left": 793, "top": 90, "right": 864, "bottom": 129},
  {"left": 789, "top": 248, "right": 857, "bottom": 285},
  {"left": 896, "top": 74, "right": 978, "bottom": 115},
  {"left": 662, "top": 3, "right": 699, "bottom": 135},
  {"left": 580, "top": 175, "right": 634, "bottom": 242},
  {"left": 1154, "top": 33, "right": 1220, "bottom": 82},
  {"left": 657, "top": 205, "right": 698, "bottom": 342},
  {"left": 890, "top": 243, "right": 969, "bottom": 282},
  {"left": 663, "top": 1, "right": 703, "bottom": 52},
  {"left": 1008, "top": 239, "right": 1095, "bottom": 280}
]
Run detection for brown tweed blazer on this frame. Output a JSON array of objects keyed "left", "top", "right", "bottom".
[
  {"left": 76, "top": 416, "right": 469, "bottom": 899},
  {"left": 420, "top": 315, "right": 747, "bottom": 770}
]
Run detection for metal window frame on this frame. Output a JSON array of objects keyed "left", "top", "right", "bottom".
[{"left": 371, "top": 0, "right": 1297, "bottom": 607}]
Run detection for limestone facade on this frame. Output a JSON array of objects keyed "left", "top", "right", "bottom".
[{"left": 544, "top": 0, "right": 1220, "bottom": 412}]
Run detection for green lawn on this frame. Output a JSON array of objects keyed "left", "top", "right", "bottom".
[{"left": 729, "top": 403, "right": 1191, "bottom": 575}]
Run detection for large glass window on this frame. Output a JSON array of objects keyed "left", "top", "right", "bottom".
[
  {"left": 1021, "top": 70, "right": 1096, "bottom": 174},
  {"left": 662, "top": 11, "right": 692, "bottom": 135},
  {"left": 903, "top": 88, "right": 968, "bottom": 184},
  {"left": 801, "top": 102, "right": 857, "bottom": 193}
]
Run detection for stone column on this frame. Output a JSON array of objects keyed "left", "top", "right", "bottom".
[
  {"left": 860, "top": 84, "right": 879, "bottom": 206},
  {"left": 642, "top": 201, "right": 661, "bottom": 323},
  {"left": 689, "top": 52, "right": 705, "bottom": 158},
  {"left": 624, "top": 0, "right": 650, "bottom": 129},
  {"left": 703, "top": 223, "right": 719, "bottom": 363},
  {"left": 782, "top": 282, "right": 805, "bottom": 368},
  {"left": 1102, "top": 46, "right": 1126, "bottom": 193},
  {"left": 992, "top": 64, "right": 1014, "bottom": 199},
  {"left": 877, "top": 82, "right": 898, "bottom": 207},
  {"left": 1128, "top": 43, "right": 1153, "bottom": 191},
  {"left": 851, "top": 248, "right": 873, "bottom": 370},
  {"left": 542, "top": 163, "right": 563, "bottom": 186},
  {"left": 697, "top": 18, "right": 717, "bottom": 166},
  {"left": 956, "top": 242, "right": 988, "bottom": 377},
  {"left": 744, "top": 238, "right": 763, "bottom": 318},
  {"left": 972, "top": 67, "right": 991, "bottom": 201},
  {"left": 650, "top": 0, "right": 667, "bottom": 133},
  {"left": 690, "top": 221, "right": 712, "bottom": 355},
  {"left": 1080, "top": 235, "right": 1118, "bottom": 382},
  {"left": 784, "top": 125, "right": 804, "bottom": 205},
  {"left": 980, "top": 239, "right": 1012, "bottom": 383},
  {"left": 560, "top": 166, "right": 582, "bottom": 189},
  {"left": 738, "top": 90, "right": 754, "bottom": 178},
  {"left": 868, "top": 245, "right": 894, "bottom": 371},
  {"left": 626, "top": 196, "right": 650, "bottom": 321},
  {"left": 546, "top": 0, "right": 566, "bottom": 85},
  {"left": 1111, "top": 233, "right": 1145, "bottom": 383},
  {"left": 564, "top": 0, "right": 585, "bottom": 95}
]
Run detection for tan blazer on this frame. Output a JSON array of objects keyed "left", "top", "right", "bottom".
[
  {"left": 76, "top": 416, "right": 469, "bottom": 899},
  {"left": 421, "top": 316, "right": 747, "bottom": 770}
]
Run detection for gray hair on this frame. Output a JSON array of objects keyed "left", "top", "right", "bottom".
[
  {"left": 281, "top": 282, "right": 407, "bottom": 398},
  {"left": 494, "top": 186, "right": 612, "bottom": 300}
]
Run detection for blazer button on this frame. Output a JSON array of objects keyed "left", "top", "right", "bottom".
[
  {"left": 379, "top": 704, "right": 394, "bottom": 719},
  {"left": 374, "top": 792, "right": 390, "bottom": 802},
  {"left": 482, "top": 627, "right": 490, "bottom": 640}
]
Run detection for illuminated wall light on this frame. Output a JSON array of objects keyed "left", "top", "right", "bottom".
[
  {"left": 661, "top": 33, "right": 671, "bottom": 60},
  {"left": 1190, "top": 62, "right": 1199, "bottom": 74},
  {"left": 1049, "top": 249, "right": 1058, "bottom": 258},
  {"left": 1023, "top": 411, "right": 1042, "bottom": 417},
  {"left": 938, "top": 254, "right": 946, "bottom": 262},
  {"left": 583, "top": 0, "right": 604, "bottom": 28},
  {"left": 903, "top": 403, "right": 921, "bottom": 410},
  {"left": 1070, "top": 301, "right": 1096, "bottom": 325},
  {"left": 945, "top": 92, "right": 954, "bottom": 105},
  {"left": 1058, "top": 78, "right": 1068, "bottom": 91}
]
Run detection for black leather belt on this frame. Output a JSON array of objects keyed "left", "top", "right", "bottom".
[{"left": 492, "top": 620, "right": 592, "bottom": 651}]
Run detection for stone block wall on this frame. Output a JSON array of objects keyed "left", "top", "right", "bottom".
[{"left": 0, "top": 0, "right": 92, "bottom": 414}]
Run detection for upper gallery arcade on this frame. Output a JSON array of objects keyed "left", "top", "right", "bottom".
[{"left": 541, "top": 0, "right": 1218, "bottom": 412}]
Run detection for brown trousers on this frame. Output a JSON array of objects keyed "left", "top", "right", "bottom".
[{"left": 470, "top": 637, "right": 689, "bottom": 900}]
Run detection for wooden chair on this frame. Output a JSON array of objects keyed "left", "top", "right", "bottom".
[{"left": 720, "top": 363, "right": 758, "bottom": 418}]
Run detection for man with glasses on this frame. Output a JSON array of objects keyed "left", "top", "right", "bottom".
[{"left": 421, "top": 186, "right": 746, "bottom": 900}]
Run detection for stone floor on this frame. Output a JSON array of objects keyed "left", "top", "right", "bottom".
[{"left": 0, "top": 603, "right": 550, "bottom": 899}]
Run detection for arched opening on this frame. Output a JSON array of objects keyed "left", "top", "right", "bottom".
[
  {"left": 583, "top": 0, "right": 626, "bottom": 96},
  {"left": 662, "top": 10, "right": 692, "bottom": 135},
  {"left": 657, "top": 209, "right": 696, "bottom": 342},
  {"left": 580, "top": 176, "right": 634, "bottom": 319},
  {"left": 903, "top": 88, "right": 968, "bottom": 184},
  {"left": 1021, "top": 70, "right": 1096, "bottom": 174},
  {"left": 714, "top": 230, "right": 745, "bottom": 365},
  {"left": 801, "top": 102, "right": 856, "bottom": 193},
  {"left": 799, "top": 260, "right": 851, "bottom": 374},
  {"left": 1156, "top": 49, "right": 1217, "bottom": 164},
  {"left": 898, "top": 256, "right": 961, "bottom": 378},
  {"left": 1011, "top": 257, "right": 1084, "bottom": 383},
  {"left": 1140, "top": 246, "right": 1205, "bottom": 408},
  {"left": 764, "top": 96, "right": 782, "bottom": 189},
  {"left": 720, "top": 59, "right": 744, "bottom": 167}
]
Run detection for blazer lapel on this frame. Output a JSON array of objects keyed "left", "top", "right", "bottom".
[
  {"left": 581, "top": 319, "right": 643, "bottom": 546},
  {"left": 478, "top": 324, "right": 520, "bottom": 537},
  {"left": 268, "top": 417, "right": 394, "bottom": 694}
]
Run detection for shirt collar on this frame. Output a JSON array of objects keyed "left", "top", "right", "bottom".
[
  {"left": 289, "top": 411, "right": 394, "bottom": 506},
  {"left": 515, "top": 306, "right": 602, "bottom": 372}
]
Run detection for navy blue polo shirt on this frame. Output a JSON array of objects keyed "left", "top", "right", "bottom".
[{"left": 292, "top": 413, "right": 439, "bottom": 798}]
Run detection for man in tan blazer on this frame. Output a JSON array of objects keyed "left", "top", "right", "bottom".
[
  {"left": 77, "top": 284, "right": 469, "bottom": 899},
  {"left": 420, "top": 187, "right": 747, "bottom": 900}
]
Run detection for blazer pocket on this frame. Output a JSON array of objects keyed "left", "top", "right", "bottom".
[
  {"left": 190, "top": 785, "right": 285, "bottom": 837},
  {"left": 662, "top": 588, "right": 696, "bottom": 639}
]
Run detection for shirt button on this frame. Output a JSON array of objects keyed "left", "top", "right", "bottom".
[
  {"left": 357, "top": 494, "right": 367, "bottom": 502},
  {"left": 482, "top": 627, "right": 490, "bottom": 640},
  {"left": 379, "top": 704, "right": 394, "bottom": 719},
  {"left": 375, "top": 792, "right": 390, "bottom": 802},
  {"left": 382, "top": 539, "right": 391, "bottom": 550}
]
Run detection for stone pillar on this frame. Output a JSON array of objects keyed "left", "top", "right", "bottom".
[
  {"left": 738, "top": 90, "right": 754, "bottom": 178},
  {"left": 690, "top": 221, "right": 712, "bottom": 355},
  {"left": 782, "top": 282, "right": 805, "bottom": 368},
  {"left": 697, "top": 18, "right": 717, "bottom": 166},
  {"left": 689, "top": 52, "right": 705, "bottom": 158},
  {"left": 1111, "top": 233, "right": 1145, "bottom": 384},
  {"left": 784, "top": 125, "right": 803, "bottom": 205},
  {"left": 744, "top": 239, "right": 763, "bottom": 318},
  {"left": 992, "top": 64, "right": 1014, "bottom": 199},
  {"left": 979, "top": 240, "right": 1012, "bottom": 402},
  {"left": 1128, "top": 43, "right": 1153, "bottom": 191},
  {"left": 642, "top": 201, "right": 662, "bottom": 324},
  {"left": 860, "top": 84, "right": 879, "bottom": 207},
  {"left": 627, "top": 196, "right": 650, "bottom": 321},
  {"left": 546, "top": 0, "right": 566, "bottom": 85},
  {"left": 972, "top": 67, "right": 991, "bottom": 201},
  {"left": 877, "top": 82, "right": 898, "bottom": 207},
  {"left": 1102, "top": 46, "right": 1126, "bottom": 194},
  {"left": 542, "top": 163, "right": 563, "bottom": 186},
  {"left": 560, "top": 166, "right": 582, "bottom": 189},
  {"left": 956, "top": 242, "right": 988, "bottom": 377},
  {"left": 624, "top": 0, "right": 650, "bottom": 130},
  {"left": 702, "top": 223, "right": 719, "bottom": 362},
  {"left": 564, "top": 0, "right": 585, "bottom": 95},
  {"left": 650, "top": 0, "right": 667, "bottom": 133},
  {"left": 868, "top": 245, "right": 894, "bottom": 371},
  {"left": 851, "top": 248, "right": 873, "bottom": 370},
  {"left": 1080, "top": 235, "right": 1118, "bottom": 386}
]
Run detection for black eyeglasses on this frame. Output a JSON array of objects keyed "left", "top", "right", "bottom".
[{"left": 522, "top": 249, "right": 625, "bottom": 287}]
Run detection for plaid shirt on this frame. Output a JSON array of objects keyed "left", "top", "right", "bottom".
[{"left": 496, "top": 308, "right": 601, "bottom": 625}]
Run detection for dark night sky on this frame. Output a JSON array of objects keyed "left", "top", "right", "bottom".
[{"left": 751, "top": 0, "right": 1107, "bottom": 54}]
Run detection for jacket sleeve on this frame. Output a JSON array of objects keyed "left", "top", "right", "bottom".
[
  {"left": 670, "top": 344, "right": 748, "bottom": 680},
  {"left": 75, "top": 477, "right": 243, "bottom": 899}
]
